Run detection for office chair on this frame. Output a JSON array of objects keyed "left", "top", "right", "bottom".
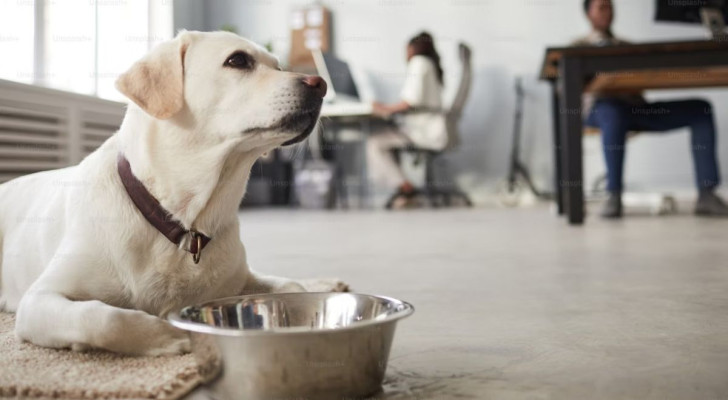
[{"left": 385, "top": 43, "right": 474, "bottom": 209}]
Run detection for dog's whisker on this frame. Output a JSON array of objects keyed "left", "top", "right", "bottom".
[{"left": 293, "top": 140, "right": 305, "bottom": 160}]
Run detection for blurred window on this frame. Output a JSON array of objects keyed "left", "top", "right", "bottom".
[
  {"left": 0, "top": 1, "right": 35, "bottom": 85},
  {"left": 0, "top": 0, "right": 173, "bottom": 101}
]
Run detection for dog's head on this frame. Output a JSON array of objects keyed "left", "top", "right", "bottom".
[{"left": 115, "top": 31, "right": 326, "bottom": 149}]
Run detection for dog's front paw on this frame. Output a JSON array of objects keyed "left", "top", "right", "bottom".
[
  {"left": 100, "top": 309, "right": 192, "bottom": 356},
  {"left": 141, "top": 318, "right": 192, "bottom": 356},
  {"left": 299, "top": 278, "right": 350, "bottom": 293},
  {"left": 144, "top": 334, "right": 191, "bottom": 357},
  {"left": 273, "top": 281, "right": 307, "bottom": 293}
]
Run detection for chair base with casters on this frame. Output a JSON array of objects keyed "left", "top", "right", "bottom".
[{"left": 384, "top": 147, "right": 473, "bottom": 209}]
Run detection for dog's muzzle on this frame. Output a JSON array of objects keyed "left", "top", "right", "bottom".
[
  {"left": 280, "top": 105, "right": 323, "bottom": 146},
  {"left": 281, "top": 76, "right": 327, "bottom": 146}
]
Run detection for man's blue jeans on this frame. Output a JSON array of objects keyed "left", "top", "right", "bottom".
[{"left": 585, "top": 98, "right": 721, "bottom": 193}]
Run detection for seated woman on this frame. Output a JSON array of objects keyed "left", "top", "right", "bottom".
[
  {"left": 579, "top": 0, "right": 728, "bottom": 218},
  {"left": 367, "top": 31, "right": 448, "bottom": 208}
]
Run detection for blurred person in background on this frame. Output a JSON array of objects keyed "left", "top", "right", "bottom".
[
  {"left": 367, "top": 31, "right": 447, "bottom": 208},
  {"left": 578, "top": 0, "right": 728, "bottom": 218}
]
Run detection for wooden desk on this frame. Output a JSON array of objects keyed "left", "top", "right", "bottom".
[{"left": 539, "top": 39, "right": 728, "bottom": 225}]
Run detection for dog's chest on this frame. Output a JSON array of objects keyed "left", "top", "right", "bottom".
[{"left": 132, "top": 254, "right": 245, "bottom": 316}]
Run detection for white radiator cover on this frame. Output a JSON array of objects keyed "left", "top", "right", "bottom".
[{"left": 0, "top": 79, "right": 125, "bottom": 184}]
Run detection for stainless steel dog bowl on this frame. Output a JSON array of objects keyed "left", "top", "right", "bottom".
[{"left": 168, "top": 292, "right": 414, "bottom": 400}]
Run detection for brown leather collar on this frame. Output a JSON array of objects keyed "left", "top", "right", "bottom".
[{"left": 117, "top": 154, "right": 211, "bottom": 264}]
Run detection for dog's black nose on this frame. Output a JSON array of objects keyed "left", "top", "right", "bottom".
[{"left": 302, "top": 75, "right": 327, "bottom": 98}]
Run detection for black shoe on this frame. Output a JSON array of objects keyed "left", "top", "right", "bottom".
[
  {"left": 601, "top": 192, "right": 623, "bottom": 219},
  {"left": 695, "top": 190, "right": 728, "bottom": 217}
]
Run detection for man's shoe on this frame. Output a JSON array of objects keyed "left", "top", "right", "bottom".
[
  {"left": 601, "top": 192, "right": 623, "bottom": 219},
  {"left": 695, "top": 190, "right": 728, "bottom": 217}
]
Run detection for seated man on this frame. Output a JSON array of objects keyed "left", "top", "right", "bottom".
[{"left": 578, "top": 0, "right": 728, "bottom": 218}]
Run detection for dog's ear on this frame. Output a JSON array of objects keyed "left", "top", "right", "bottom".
[{"left": 115, "top": 33, "right": 191, "bottom": 120}]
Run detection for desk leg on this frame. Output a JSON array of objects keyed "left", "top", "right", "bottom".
[
  {"left": 550, "top": 82, "right": 564, "bottom": 216},
  {"left": 335, "top": 129, "right": 348, "bottom": 210},
  {"left": 329, "top": 122, "right": 348, "bottom": 210},
  {"left": 558, "top": 57, "right": 585, "bottom": 225},
  {"left": 359, "top": 118, "right": 371, "bottom": 209}
]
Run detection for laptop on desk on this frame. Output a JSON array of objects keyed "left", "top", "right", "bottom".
[{"left": 312, "top": 49, "right": 373, "bottom": 117}]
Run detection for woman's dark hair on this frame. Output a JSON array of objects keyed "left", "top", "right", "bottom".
[
  {"left": 408, "top": 32, "right": 444, "bottom": 85},
  {"left": 583, "top": 0, "right": 592, "bottom": 13}
]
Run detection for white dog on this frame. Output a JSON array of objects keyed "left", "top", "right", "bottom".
[{"left": 0, "top": 31, "right": 346, "bottom": 356}]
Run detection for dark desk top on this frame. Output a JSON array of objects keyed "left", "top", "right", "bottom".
[{"left": 540, "top": 39, "right": 728, "bottom": 80}]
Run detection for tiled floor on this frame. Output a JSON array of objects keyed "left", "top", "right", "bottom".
[{"left": 191, "top": 206, "right": 728, "bottom": 399}]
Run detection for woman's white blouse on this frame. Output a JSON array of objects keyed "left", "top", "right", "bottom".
[{"left": 398, "top": 55, "right": 448, "bottom": 150}]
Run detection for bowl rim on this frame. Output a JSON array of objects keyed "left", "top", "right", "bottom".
[{"left": 167, "top": 292, "right": 415, "bottom": 337}]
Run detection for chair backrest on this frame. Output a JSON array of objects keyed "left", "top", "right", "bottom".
[{"left": 445, "top": 42, "right": 473, "bottom": 149}]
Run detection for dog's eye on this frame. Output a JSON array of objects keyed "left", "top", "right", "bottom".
[{"left": 224, "top": 52, "right": 254, "bottom": 70}]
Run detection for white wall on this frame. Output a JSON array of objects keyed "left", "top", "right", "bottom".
[
  {"left": 176, "top": 0, "right": 728, "bottom": 199},
  {"left": 173, "top": 0, "right": 207, "bottom": 32}
]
